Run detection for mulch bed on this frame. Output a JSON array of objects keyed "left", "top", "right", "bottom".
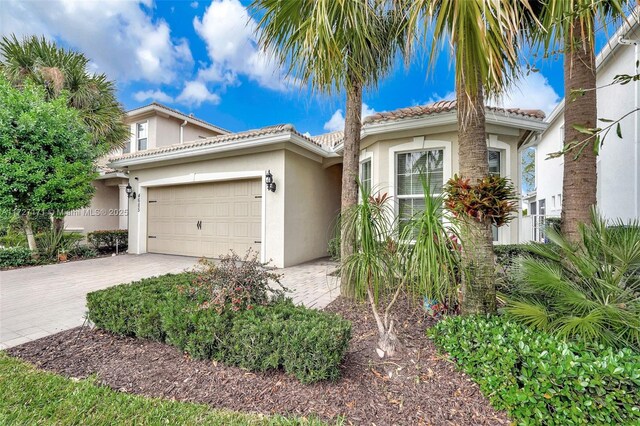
[{"left": 7, "top": 296, "right": 509, "bottom": 425}]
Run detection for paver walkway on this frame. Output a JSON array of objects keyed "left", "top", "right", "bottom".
[{"left": 0, "top": 254, "right": 339, "bottom": 349}]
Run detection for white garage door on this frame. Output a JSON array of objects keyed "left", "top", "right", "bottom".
[{"left": 147, "top": 179, "right": 262, "bottom": 258}]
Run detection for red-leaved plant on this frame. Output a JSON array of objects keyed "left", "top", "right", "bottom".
[
  {"left": 187, "top": 249, "right": 287, "bottom": 313},
  {"left": 444, "top": 174, "right": 518, "bottom": 226}
]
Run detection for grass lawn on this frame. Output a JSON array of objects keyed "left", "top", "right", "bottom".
[{"left": 0, "top": 353, "right": 329, "bottom": 425}]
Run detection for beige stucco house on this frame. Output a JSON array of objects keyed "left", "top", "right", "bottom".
[
  {"left": 65, "top": 103, "right": 227, "bottom": 234},
  {"left": 107, "top": 100, "right": 546, "bottom": 268}
]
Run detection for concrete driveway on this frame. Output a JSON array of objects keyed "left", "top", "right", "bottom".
[{"left": 0, "top": 254, "right": 339, "bottom": 350}]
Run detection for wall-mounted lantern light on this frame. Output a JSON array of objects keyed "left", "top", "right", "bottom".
[
  {"left": 265, "top": 170, "right": 276, "bottom": 192},
  {"left": 126, "top": 183, "right": 137, "bottom": 199}
]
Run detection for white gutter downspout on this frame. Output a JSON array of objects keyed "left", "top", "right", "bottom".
[
  {"left": 620, "top": 36, "right": 640, "bottom": 218},
  {"left": 180, "top": 120, "right": 187, "bottom": 144}
]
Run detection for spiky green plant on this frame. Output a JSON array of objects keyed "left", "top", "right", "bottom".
[
  {"left": 341, "top": 183, "right": 402, "bottom": 357},
  {"left": 504, "top": 209, "right": 640, "bottom": 350},
  {"left": 401, "top": 175, "right": 461, "bottom": 310}
]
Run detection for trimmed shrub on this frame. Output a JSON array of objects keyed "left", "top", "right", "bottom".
[
  {"left": 87, "top": 274, "right": 195, "bottom": 341},
  {"left": 0, "top": 247, "right": 32, "bottom": 268},
  {"left": 68, "top": 244, "right": 98, "bottom": 259},
  {"left": 87, "top": 273, "right": 351, "bottom": 384},
  {"left": 429, "top": 315, "right": 640, "bottom": 425},
  {"left": 87, "top": 229, "right": 128, "bottom": 251}
]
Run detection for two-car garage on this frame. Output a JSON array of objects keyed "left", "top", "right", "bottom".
[
  {"left": 146, "top": 179, "right": 263, "bottom": 258},
  {"left": 112, "top": 126, "right": 342, "bottom": 268}
]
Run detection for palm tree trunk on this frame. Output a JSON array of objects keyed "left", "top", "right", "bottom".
[
  {"left": 561, "top": 15, "right": 597, "bottom": 243},
  {"left": 340, "top": 77, "right": 363, "bottom": 297},
  {"left": 456, "top": 74, "right": 496, "bottom": 315}
]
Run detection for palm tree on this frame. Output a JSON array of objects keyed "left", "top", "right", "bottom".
[
  {"left": 528, "top": 1, "right": 624, "bottom": 242},
  {"left": 252, "top": 0, "right": 405, "bottom": 296},
  {"left": 0, "top": 35, "right": 129, "bottom": 153},
  {"left": 403, "top": 0, "right": 527, "bottom": 314}
]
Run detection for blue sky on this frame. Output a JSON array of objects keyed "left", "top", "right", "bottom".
[{"left": 0, "top": 0, "right": 625, "bottom": 136}]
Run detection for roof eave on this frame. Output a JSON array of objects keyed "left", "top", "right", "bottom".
[
  {"left": 333, "top": 111, "right": 546, "bottom": 152},
  {"left": 109, "top": 132, "right": 334, "bottom": 169}
]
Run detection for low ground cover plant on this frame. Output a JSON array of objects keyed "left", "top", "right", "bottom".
[
  {"left": 429, "top": 315, "right": 640, "bottom": 425},
  {"left": 0, "top": 353, "right": 328, "bottom": 425},
  {"left": 87, "top": 263, "right": 351, "bottom": 384}
]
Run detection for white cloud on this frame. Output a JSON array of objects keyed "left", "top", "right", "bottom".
[
  {"left": 176, "top": 81, "right": 221, "bottom": 107},
  {"left": 425, "top": 91, "right": 456, "bottom": 104},
  {"left": 490, "top": 73, "right": 560, "bottom": 116},
  {"left": 193, "top": 0, "right": 293, "bottom": 91},
  {"left": 133, "top": 89, "right": 174, "bottom": 103},
  {"left": 1, "top": 0, "right": 193, "bottom": 84},
  {"left": 323, "top": 103, "right": 377, "bottom": 132}
]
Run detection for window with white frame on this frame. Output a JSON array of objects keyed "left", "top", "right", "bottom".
[
  {"left": 360, "top": 159, "right": 372, "bottom": 193},
  {"left": 396, "top": 149, "right": 444, "bottom": 230},
  {"left": 137, "top": 122, "right": 148, "bottom": 151},
  {"left": 488, "top": 149, "right": 501, "bottom": 176},
  {"left": 488, "top": 149, "right": 502, "bottom": 241}
]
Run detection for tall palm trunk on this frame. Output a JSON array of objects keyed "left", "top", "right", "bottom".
[
  {"left": 340, "top": 76, "right": 363, "bottom": 296},
  {"left": 561, "top": 15, "right": 597, "bottom": 243},
  {"left": 457, "top": 75, "right": 496, "bottom": 315}
]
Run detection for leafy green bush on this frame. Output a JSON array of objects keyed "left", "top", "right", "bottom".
[
  {"left": 429, "top": 315, "right": 640, "bottom": 425},
  {"left": 0, "top": 247, "right": 32, "bottom": 268},
  {"left": 87, "top": 229, "right": 128, "bottom": 251},
  {"left": 504, "top": 211, "right": 640, "bottom": 349},
  {"left": 87, "top": 273, "right": 351, "bottom": 384},
  {"left": 87, "top": 273, "right": 194, "bottom": 340},
  {"left": 68, "top": 244, "right": 98, "bottom": 259},
  {"left": 494, "top": 244, "right": 542, "bottom": 267}
]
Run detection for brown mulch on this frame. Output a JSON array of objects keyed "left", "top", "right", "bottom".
[{"left": 7, "top": 297, "right": 509, "bottom": 426}]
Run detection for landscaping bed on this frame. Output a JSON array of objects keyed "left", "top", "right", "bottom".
[{"left": 6, "top": 296, "right": 509, "bottom": 425}]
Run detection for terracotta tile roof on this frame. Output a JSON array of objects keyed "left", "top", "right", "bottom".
[
  {"left": 126, "top": 102, "right": 230, "bottom": 134},
  {"left": 362, "top": 100, "right": 545, "bottom": 124},
  {"left": 110, "top": 124, "right": 323, "bottom": 162},
  {"left": 312, "top": 131, "right": 344, "bottom": 148}
]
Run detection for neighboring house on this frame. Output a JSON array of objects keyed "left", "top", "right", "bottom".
[
  {"left": 520, "top": 17, "right": 640, "bottom": 242},
  {"left": 65, "top": 103, "right": 227, "bottom": 235},
  {"left": 109, "top": 100, "right": 546, "bottom": 268}
]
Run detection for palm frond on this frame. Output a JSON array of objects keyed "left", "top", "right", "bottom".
[{"left": 505, "top": 209, "right": 640, "bottom": 350}]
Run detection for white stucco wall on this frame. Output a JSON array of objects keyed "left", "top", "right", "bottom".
[
  {"left": 65, "top": 179, "right": 125, "bottom": 234},
  {"left": 284, "top": 150, "right": 342, "bottom": 266},
  {"left": 533, "top": 115, "right": 564, "bottom": 218},
  {"left": 154, "top": 115, "right": 222, "bottom": 147},
  {"left": 532, "top": 30, "right": 640, "bottom": 225}
]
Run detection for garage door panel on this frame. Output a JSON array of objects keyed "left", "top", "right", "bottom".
[{"left": 147, "top": 180, "right": 261, "bottom": 258}]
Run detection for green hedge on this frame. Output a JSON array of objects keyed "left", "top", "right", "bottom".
[
  {"left": 87, "top": 274, "right": 351, "bottom": 384},
  {"left": 87, "top": 229, "right": 128, "bottom": 251},
  {"left": 429, "top": 315, "right": 640, "bottom": 425},
  {"left": 0, "top": 247, "right": 32, "bottom": 268}
]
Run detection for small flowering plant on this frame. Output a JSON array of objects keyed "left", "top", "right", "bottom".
[{"left": 186, "top": 249, "right": 287, "bottom": 313}]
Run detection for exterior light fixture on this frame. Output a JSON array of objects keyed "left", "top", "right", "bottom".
[
  {"left": 126, "top": 183, "right": 136, "bottom": 199},
  {"left": 265, "top": 170, "right": 276, "bottom": 192}
]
